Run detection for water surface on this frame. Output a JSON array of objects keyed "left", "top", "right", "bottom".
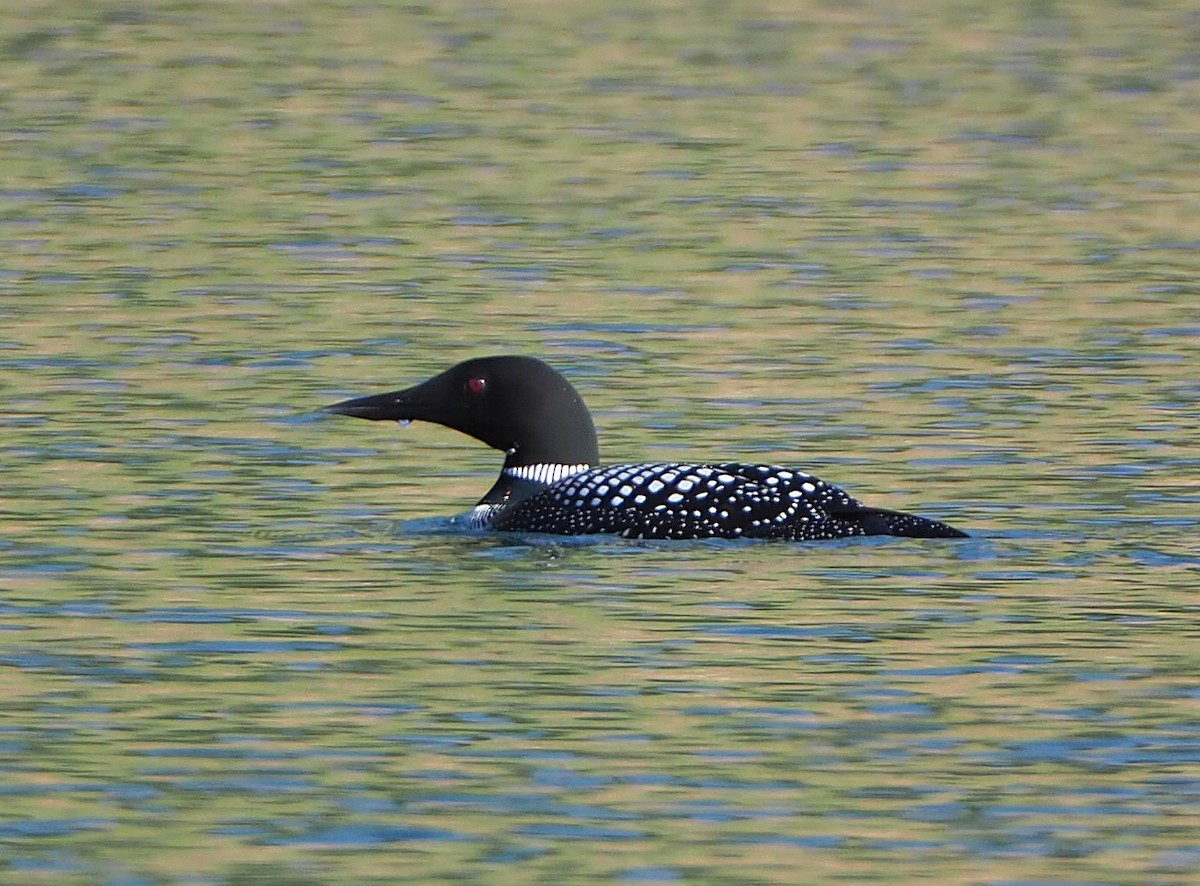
[{"left": 2, "top": 1, "right": 1198, "bottom": 883}]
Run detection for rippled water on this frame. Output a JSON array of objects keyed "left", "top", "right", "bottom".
[{"left": 3, "top": 1, "right": 1199, "bottom": 884}]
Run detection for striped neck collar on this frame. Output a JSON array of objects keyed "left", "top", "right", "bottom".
[{"left": 502, "top": 463, "right": 591, "bottom": 486}]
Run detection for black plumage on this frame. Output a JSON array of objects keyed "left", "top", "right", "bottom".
[{"left": 325, "top": 356, "right": 966, "bottom": 541}]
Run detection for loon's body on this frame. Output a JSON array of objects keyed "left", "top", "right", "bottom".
[{"left": 325, "top": 356, "right": 967, "bottom": 542}]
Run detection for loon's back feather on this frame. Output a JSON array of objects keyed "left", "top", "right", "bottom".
[{"left": 490, "top": 462, "right": 966, "bottom": 541}]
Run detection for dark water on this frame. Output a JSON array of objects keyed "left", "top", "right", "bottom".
[{"left": 3, "top": 2, "right": 1199, "bottom": 883}]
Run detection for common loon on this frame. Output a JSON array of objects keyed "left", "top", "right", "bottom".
[{"left": 324, "top": 355, "right": 967, "bottom": 541}]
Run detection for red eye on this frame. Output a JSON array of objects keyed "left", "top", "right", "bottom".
[{"left": 466, "top": 377, "right": 487, "bottom": 395}]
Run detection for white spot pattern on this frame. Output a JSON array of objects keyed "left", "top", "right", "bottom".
[{"left": 484, "top": 461, "right": 934, "bottom": 541}]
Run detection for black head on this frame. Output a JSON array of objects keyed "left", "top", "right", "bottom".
[{"left": 324, "top": 355, "right": 600, "bottom": 467}]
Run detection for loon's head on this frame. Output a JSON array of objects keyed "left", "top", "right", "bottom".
[{"left": 324, "top": 355, "right": 600, "bottom": 468}]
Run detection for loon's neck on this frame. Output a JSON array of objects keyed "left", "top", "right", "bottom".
[
  {"left": 470, "top": 460, "right": 591, "bottom": 529},
  {"left": 478, "top": 459, "right": 592, "bottom": 508}
]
